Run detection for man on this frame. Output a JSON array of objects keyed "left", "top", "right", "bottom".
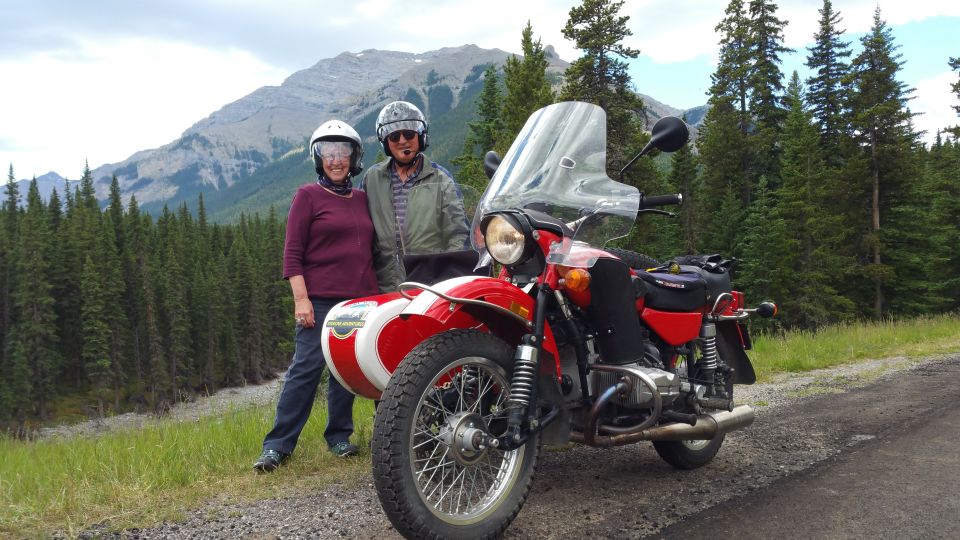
[{"left": 360, "top": 101, "right": 469, "bottom": 292}]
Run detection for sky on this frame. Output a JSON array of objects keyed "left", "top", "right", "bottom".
[{"left": 2, "top": 0, "right": 958, "bottom": 180}]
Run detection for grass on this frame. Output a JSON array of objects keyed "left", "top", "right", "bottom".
[
  {"left": 2, "top": 314, "right": 959, "bottom": 537},
  {"left": 0, "top": 397, "right": 377, "bottom": 539},
  {"left": 749, "top": 313, "right": 960, "bottom": 381}
]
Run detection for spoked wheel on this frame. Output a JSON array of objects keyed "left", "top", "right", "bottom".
[
  {"left": 372, "top": 329, "right": 540, "bottom": 539},
  {"left": 652, "top": 355, "right": 728, "bottom": 469}
]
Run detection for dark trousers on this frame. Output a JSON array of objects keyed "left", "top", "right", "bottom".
[{"left": 262, "top": 298, "right": 355, "bottom": 454}]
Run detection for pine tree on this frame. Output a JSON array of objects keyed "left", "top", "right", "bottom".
[
  {"left": 778, "top": 72, "right": 855, "bottom": 326},
  {"left": 735, "top": 175, "right": 791, "bottom": 332},
  {"left": 747, "top": 0, "right": 792, "bottom": 184},
  {"left": 502, "top": 21, "right": 555, "bottom": 146},
  {"left": 804, "top": 0, "right": 852, "bottom": 159},
  {"left": 452, "top": 65, "right": 504, "bottom": 193},
  {"left": 668, "top": 139, "right": 701, "bottom": 255},
  {"left": 846, "top": 7, "right": 919, "bottom": 317},
  {"left": 2, "top": 165, "right": 20, "bottom": 374},
  {"left": 8, "top": 180, "right": 60, "bottom": 422},
  {"left": 698, "top": 0, "right": 752, "bottom": 243},
  {"left": 948, "top": 56, "right": 960, "bottom": 137},
  {"left": 560, "top": 0, "right": 645, "bottom": 172},
  {"left": 99, "top": 213, "right": 129, "bottom": 411},
  {"left": 80, "top": 254, "right": 111, "bottom": 417}
]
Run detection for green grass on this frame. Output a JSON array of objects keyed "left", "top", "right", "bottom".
[
  {"left": 0, "top": 398, "right": 376, "bottom": 538},
  {"left": 750, "top": 313, "right": 960, "bottom": 381},
  {"left": 3, "top": 314, "right": 959, "bottom": 538}
]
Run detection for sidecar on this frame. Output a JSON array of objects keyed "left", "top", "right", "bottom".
[{"left": 321, "top": 255, "right": 559, "bottom": 400}]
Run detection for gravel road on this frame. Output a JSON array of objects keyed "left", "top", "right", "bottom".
[{"left": 79, "top": 354, "right": 954, "bottom": 539}]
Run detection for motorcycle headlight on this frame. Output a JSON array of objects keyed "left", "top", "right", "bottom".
[{"left": 485, "top": 215, "right": 527, "bottom": 265}]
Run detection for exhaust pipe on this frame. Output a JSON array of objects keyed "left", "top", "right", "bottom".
[{"left": 571, "top": 405, "right": 755, "bottom": 448}]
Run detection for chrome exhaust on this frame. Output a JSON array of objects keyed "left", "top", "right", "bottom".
[{"left": 571, "top": 405, "right": 755, "bottom": 448}]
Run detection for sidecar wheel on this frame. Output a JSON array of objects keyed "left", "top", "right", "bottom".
[
  {"left": 372, "top": 329, "right": 540, "bottom": 540},
  {"left": 652, "top": 434, "right": 725, "bottom": 470}
]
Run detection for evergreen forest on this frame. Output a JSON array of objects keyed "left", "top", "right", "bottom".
[{"left": 2, "top": 0, "right": 959, "bottom": 433}]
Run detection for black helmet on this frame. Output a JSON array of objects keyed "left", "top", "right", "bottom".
[
  {"left": 376, "top": 101, "right": 428, "bottom": 157},
  {"left": 310, "top": 120, "right": 364, "bottom": 176}
]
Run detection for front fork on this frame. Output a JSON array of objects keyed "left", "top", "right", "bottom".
[{"left": 492, "top": 284, "right": 559, "bottom": 451}]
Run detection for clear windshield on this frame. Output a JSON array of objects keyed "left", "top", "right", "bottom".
[{"left": 470, "top": 102, "right": 639, "bottom": 266}]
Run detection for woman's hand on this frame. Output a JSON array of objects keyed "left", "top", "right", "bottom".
[{"left": 295, "top": 297, "right": 315, "bottom": 328}]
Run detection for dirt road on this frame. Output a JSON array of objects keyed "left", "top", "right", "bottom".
[{"left": 88, "top": 354, "right": 960, "bottom": 539}]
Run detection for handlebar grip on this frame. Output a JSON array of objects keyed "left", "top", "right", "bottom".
[{"left": 641, "top": 193, "right": 683, "bottom": 208}]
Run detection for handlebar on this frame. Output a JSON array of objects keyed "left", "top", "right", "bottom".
[{"left": 640, "top": 193, "right": 683, "bottom": 208}]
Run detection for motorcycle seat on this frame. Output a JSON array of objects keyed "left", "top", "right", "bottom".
[{"left": 637, "top": 270, "right": 707, "bottom": 311}]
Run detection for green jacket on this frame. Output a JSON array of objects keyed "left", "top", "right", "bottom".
[{"left": 360, "top": 156, "right": 469, "bottom": 292}]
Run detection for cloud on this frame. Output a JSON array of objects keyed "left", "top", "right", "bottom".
[
  {"left": 621, "top": 0, "right": 960, "bottom": 64},
  {"left": 912, "top": 71, "right": 960, "bottom": 142},
  {"left": 0, "top": 36, "right": 286, "bottom": 178}
]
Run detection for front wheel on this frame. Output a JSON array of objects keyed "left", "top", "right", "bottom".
[{"left": 372, "top": 329, "right": 540, "bottom": 539}]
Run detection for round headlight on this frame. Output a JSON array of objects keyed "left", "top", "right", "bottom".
[{"left": 485, "top": 215, "right": 527, "bottom": 265}]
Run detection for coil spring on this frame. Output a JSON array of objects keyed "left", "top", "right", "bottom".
[
  {"left": 507, "top": 349, "right": 537, "bottom": 408},
  {"left": 700, "top": 335, "right": 719, "bottom": 372}
]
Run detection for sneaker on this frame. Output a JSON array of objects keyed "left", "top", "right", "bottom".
[
  {"left": 253, "top": 449, "right": 289, "bottom": 473},
  {"left": 330, "top": 441, "right": 359, "bottom": 458}
]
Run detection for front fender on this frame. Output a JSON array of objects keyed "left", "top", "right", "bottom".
[{"left": 400, "top": 276, "right": 561, "bottom": 369}]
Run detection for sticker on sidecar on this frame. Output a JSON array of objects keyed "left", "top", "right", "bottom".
[{"left": 326, "top": 301, "right": 377, "bottom": 338}]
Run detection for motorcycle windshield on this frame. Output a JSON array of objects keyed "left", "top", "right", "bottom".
[{"left": 471, "top": 102, "right": 639, "bottom": 267}]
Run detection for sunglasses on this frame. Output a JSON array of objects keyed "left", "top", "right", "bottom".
[{"left": 387, "top": 130, "right": 418, "bottom": 143}]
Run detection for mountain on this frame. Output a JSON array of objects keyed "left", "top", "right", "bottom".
[
  {"left": 61, "top": 44, "right": 703, "bottom": 220},
  {"left": 13, "top": 171, "right": 75, "bottom": 202},
  {"left": 84, "top": 45, "right": 553, "bottom": 215}
]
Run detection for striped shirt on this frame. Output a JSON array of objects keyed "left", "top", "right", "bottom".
[{"left": 389, "top": 155, "right": 425, "bottom": 252}]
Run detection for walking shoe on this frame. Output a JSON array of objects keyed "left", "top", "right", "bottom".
[
  {"left": 330, "top": 441, "right": 359, "bottom": 458},
  {"left": 253, "top": 449, "right": 289, "bottom": 473}
]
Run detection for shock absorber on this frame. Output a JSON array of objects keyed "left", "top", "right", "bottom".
[
  {"left": 504, "top": 335, "right": 539, "bottom": 443},
  {"left": 507, "top": 337, "right": 538, "bottom": 410},
  {"left": 697, "top": 322, "right": 718, "bottom": 387}
]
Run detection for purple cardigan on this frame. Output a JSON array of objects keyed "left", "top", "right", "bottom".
[{"left": 283, "top": 183, "right": 379, "bottom": 299}]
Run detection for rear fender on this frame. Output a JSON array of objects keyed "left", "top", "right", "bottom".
[{"left": 716, "top": 320, "right": 756, "bottom": 384}]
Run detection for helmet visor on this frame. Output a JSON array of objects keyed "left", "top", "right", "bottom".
[
  {"left": 313, "top": 141, "right": 354, "bottom": 163},
  {"left": 379, "top": 119, "right": 425, "bottom": 139}
]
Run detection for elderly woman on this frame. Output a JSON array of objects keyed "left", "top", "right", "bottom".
[{"left": 254, "top": 120, "right": 378, "bottom": 472}]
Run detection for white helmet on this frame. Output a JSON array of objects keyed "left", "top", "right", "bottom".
[
  {"left": 310, "top": 120, "right": 364, "bottom": 176},
  {"left": 376, "top": 101, "right": 428, "bottom": 157}
]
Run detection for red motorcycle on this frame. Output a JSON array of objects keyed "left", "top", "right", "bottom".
[{"left": 322, "top": 101, "right": 776, "bottom": 539}]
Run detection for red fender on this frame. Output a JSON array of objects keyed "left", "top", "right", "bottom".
[{"left": 322, "top": 276, "right": 560, "bottom": 399}]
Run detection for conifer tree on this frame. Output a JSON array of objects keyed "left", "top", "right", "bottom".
[
  {"left": 80, "top": 254, "right": 111, "bottom": 416},
  {"left": 99, "top": 213, "right": 129, "bottom": 410},
  {"left": 9, "top": 180, "right": 61, "bottom": 420},
  {"left": 697, "top": 0, "right": 752, "bottom": 249},
  {"left": 452, "top": 65, "right": 504, "bottom": 193},
  {"left": 502, "top": 21, "right": 555, "bottom": 146},
  {"left": 949, "top": 56, "right": 960, "bottom": 137},
  {"left": 2, "top": 165, "right": 20, "bottom": 374},
  {"left": 804, "top": 0, "right": 852, "bottom": 159},
  {"left": 735, "top": 175, "right": 790, "bottom": 331},
  {"left": 560, "top": 0, "right": 645, "bottom": 172},
  {"left": 778, "top": 72, "right": 854, "bottom": 326},
  {"left": 846, "top": 7, "right": 918, "bottom": 316},
  {"left": 746, "top": 0, "right": 792, "bottom": 184},
  {"left": 668, "top": 139, "right": 701, "bottom": 255}
]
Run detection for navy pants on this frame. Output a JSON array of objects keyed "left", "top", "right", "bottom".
[{"left": 262, "top": 298, "right": 355, "bottom": 454}]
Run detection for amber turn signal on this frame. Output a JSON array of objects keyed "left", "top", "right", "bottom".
[{"left": 561, "top": 268, "right": 591, "bottom": 292}]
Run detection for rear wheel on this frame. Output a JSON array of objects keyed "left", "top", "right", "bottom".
[
  {"left": 605, "top": 247, "right": 659, "bottom": 271},
  {"left": 372, "top": 329, "right": 540, "bottom": 539},
  {"left": 652, "top": 354, "right": 729, "bottom": 469}
]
